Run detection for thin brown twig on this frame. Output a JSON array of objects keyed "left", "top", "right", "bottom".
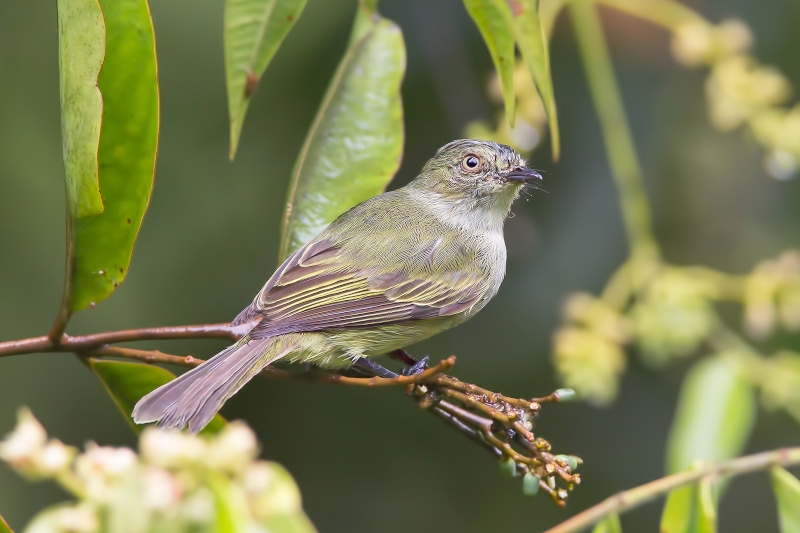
[
  {"left": 542, "top": 447, "right": 800, "bottom": 533},
  {"left": 0, "top": 323, "right": 238, "bottom": 357}
]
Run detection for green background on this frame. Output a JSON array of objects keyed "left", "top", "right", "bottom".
[{"left": 1, "top": 0, "right": 800, "bottom": 531}]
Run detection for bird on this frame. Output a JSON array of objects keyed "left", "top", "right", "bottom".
[{"left": 133, "top": 139, "right": 543, "bottom": 432}]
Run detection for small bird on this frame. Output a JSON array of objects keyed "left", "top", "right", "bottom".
[{"left": 133, "top": 139, "right": 542, "bottom": 432}]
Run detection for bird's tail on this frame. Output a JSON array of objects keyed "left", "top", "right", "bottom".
[{"left": 132, "top": 335, "right": 290, "bottom": 433}]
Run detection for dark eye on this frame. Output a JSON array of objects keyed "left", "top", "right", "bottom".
[{"left": 462, "top": 155, "right": 481, "bottom": 171}]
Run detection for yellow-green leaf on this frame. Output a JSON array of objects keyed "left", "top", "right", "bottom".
[
  {"left": 278, "top": 5, "right": 405, "bottom": 260},
  {"left": 61, "top": 0, "right": 160, "bottom": 314},
  {"left": 592, "top": 513, "right": 622, "bottom": 533},
  {"left": 57, "top": 0, "right": 105, "bottom": 218},
  {"left": 666, "top": 356, "right": 756, "bottom": 475},
  {"left": 0, "top": 513, "right": 13, "bottom": 533},
  {"left": 463, "top": 0, "right": 516, "bottom": 125},
  {"left": 89, "top": 359, "right": 226, "bottom": 435},
  {"left": 771, "top": 467, "right": 800, "bottom": 533},
  {"left": 660, "top": 479, "right": 717, "bottom": 533},
  {"left": 225, "top": 0, "right": 308, "bottom": 158},
  {"left": 509, "top": 0, "right": 560, "bottom": 159}
]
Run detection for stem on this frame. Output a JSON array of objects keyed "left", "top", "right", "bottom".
[
  {"left": 592, "top": 0, "right": 704, "bottom": 30},
  {"left": 570, "top": 1, "right": 659, "bottom": 279},
  {"left": 542, "top": 447, "right": 800, "bottom": 533},
  {"left": 0, "top": 323, "right": 237, "bottom": 357}
]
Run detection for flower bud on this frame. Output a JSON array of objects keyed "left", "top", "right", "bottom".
[
  {"left": 205, "top": 421, "right": 259, "bottom": 473},
  {"left": 522, "top": 472, "right": 540, "bottom": 496},
  {"left": 0, "top": 407, "right": 47, "bottom": 468},
  {"left": 140, "top": 428, "right": 205, "bottom": 469}
]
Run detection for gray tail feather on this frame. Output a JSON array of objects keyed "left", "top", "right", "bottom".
[{"left": 132, "top": 336, "right": 284, "bottom": 433}]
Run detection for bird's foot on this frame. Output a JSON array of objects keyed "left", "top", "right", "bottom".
[
  {"left": 402, "top": 356, "right": 429, "bottom": 376},
  {"left": 353, "top": 357, "right": 398, "bottom": 378}
]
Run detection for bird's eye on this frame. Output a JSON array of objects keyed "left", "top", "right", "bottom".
[{"left": 461, "top": 154, "right": 481, "bottom": 171}]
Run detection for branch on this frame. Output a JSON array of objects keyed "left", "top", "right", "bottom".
[
  {"left": 0, "top": 323, "right": 237, "bottom": 357},
  {"left": 542, "top": 447, "right": 800, "bottom": 533}
]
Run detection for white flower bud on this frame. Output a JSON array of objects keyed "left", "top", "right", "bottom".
[
  {"left": 765, "top": 150, "right": 799, "bottom": 181},
  {"left": 243, "top": 461, "right": 275, "bottom": 495},
  {"left": 142, "top": 467, "right": 182, "bottom": 511},
  {"left": 53, "top": 505, "right": 98, "bottom": 533},
  {"left": 717, "top": 19, "right": 753, "bottom": 56},
  {"left": 77, "top": 443, "right": 137, "bottom": 478},
  {"left": 181, "top": 488, "right": 215, "bottom": 524},
  {"left": 140, "top": 428, "right": 205, "bottom": 469},
  {"left": 205, "top": 421, "right": 258, "bottom": 473},
  {"left": 0, "top": 407, "right": 47, "bottom": 467},
  {"left": 35, "top": 440, "right": 76, "bottom": 476}
]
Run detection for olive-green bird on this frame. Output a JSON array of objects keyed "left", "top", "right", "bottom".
[{"left": 133, "top": 139, "right": 542, "bottom": 432}]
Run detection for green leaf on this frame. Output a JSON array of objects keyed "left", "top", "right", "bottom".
[
  {"left": 57, "top": 0, "right": 160, "bottom": 315},
  {"left": 666, "top": 356, "right": 756, "bottom": 475},
  {"left": 660, "top": 479, "right": 717, "bottom": 533},
  {"left": 0, "top": 513, "right": 13, "bottom": 533},
  {"left": 463, "top": 0, "right": 516, "bottom": 125},
  {"left": 89, "top": 359, "right": 226, "bottom": 434},
  {"left": 592, "top": 513, "right": 622, "bottom": 533},
  {"left": 278, "top": 5, "right": 405, "bottom": 260},
  {"left": 57, "top": 0, "right": 105, "bottom": 218},
  {"left": 771, "top": 467, "right": 800, "bottom": 533},
  {"left": 207, "top": 474, "right": 251, "bottom": 533},
  {"left": 225, "top": 0, "right": 308, "bottom": 158},
  {"left": 509, "top": 0, "right": 560, "bottom": 160}
]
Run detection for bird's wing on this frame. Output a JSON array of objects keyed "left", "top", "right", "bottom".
[{"left": 232, "top": 236, "right": 487, "bottom": 339}]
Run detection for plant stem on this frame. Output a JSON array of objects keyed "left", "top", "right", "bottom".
[
  {"left": 0, "top": 323, "right": 237, "bottom": 357},
  {"left": 592, "top": 0, "right": 703, "bottom": 30},
  {"left": 542, "top": 447, "right": 800, "bottom": 533},
  {"left": 570, "top": 0, "right": 659, "bottom": 280}
]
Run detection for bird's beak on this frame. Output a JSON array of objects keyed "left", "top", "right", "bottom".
[{"left": 504, "top": 167, "right": 543, "bottom": 183}]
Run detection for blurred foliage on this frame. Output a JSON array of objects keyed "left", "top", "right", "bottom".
[{"left": 0, "top": 409, "right": 315, "bottom": 533}]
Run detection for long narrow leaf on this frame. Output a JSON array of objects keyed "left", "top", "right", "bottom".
[
  {"left": 278, "top": 3, "right": 405, "bottom": 260},
  {"left": 57, "top": 0, "right": 105, "bottom": 218},
  {"left": 509, "top": 0, "right": 560, "bottom": 159},
  {"left": 660, "top": 479, "right": 717, "bottom": 533},
  {"left": 0, "top": 513, "right": 13, "bottom": 533},
  {"left": 592, "top": 513, "right": 622, "bottom": 533},
  {"left": 771, "top": 467, "right": 800, "bottom": 533},
  {"left": 225, "top": 0, "right": 308, "bottom": 158},
  {"left": 666, "top": 356, "right": 756, "bottom": 474},
  {"left": 89, "top": 359, "right": 226, "bottom": 435},
  {"left": 57, "top": 0, "right": 160, "bottom": 315},
  {"left": 463, "top": 0, "right": 516, "bottom": 125}
]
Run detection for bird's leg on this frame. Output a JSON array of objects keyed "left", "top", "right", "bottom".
[
  {"left": 388, "top": 349, "right": 430, "bottom": 376},
  {"left": 387, "top": 348, "right": 418, "bottom": 366},
  {"left": 353, "top": 357, "right": 398, "bottom": 378}
]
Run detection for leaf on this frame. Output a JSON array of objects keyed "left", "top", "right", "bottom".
[
  {"left": 225, "top": 0, "right": 308, "bottom": 158},
  {"left": 61, "top": 0, "right": 160, "bottom": 314},
  {"left": 0, "top": 513, "right": 13, "bottom": 533},
  {"left": 277, "top": 4, "right": 406, "bottom": 260},
  {"left": 207, "top": 474, "right": 251, "bottom": 533},
  {"left": 771, "top": 467, "right": 800, "bottom": 533},
  {"left": 660, "top": 478, "right": 717, "bottom": 533},
  {"left": 57, "top": 0, "right": 106, "bottom": 218},
  {"left": 508, "top": 0, "right": 560, "bottom": 160},
  {"left": 463, "top": 0, "right": 516, "bottom": 125},
  {"left": 592, "top": 513, "right": 622, "bottom": 533},
  {"left": 666, "top": 356, "right": 756, "bottom": 475},
  {"left": 89, "top": 359, "right": 226, "bottom": 434}
]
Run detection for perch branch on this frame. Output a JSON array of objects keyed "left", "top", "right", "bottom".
[{"left": 542, "top": 446, "right": 800, "bottom": 533}]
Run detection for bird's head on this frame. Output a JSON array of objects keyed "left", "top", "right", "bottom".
[{"left": 412, "top": 139, "right": 542, "bottom": 214}]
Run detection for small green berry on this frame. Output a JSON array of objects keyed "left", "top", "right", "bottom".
[
  {"left": 555, "top": 454, "right": 578, "bottom": 472},
  {"left": 555, "top": 388, "right": 576, "bottom": 402},
  {"left": 522, "top": 472, "right": 540, "bottom": 496},
  {"left": 499, "top": 457, "right": 518, "bottom": 478}
]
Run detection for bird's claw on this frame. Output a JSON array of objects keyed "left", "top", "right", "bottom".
[{"left": 402, "top": 356, "right": 429, "bottom": 376}]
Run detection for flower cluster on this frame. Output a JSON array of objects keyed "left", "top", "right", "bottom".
[
  {"left": 671, "top": 18, "right": 800, "bottom": 180},
  {"left": 0, "top": 409, "right": 315, "bottom": 533},
  {"left": 744, "top": 250, "right": 800, "bottom": 340},
  {"left": 465, "top": 60, "right": 548, "bottom": 155}
]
